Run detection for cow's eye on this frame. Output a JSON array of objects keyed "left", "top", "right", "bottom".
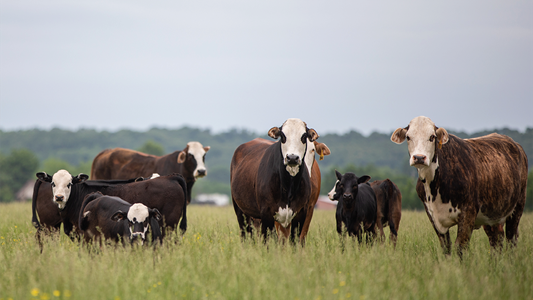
[
  {"left": 280, "top": 132, "right": 287, "bottom": 143},
  {"left": 301, "top": 133, "right": 308, "bottom": 144},
  {"left": 67, "top": 183, "right": 72, "bottom": 188},
  {"left": 406, "top": 136, "right": 411, "bottom": 141},
  {"left": 339, "top": 184, "right": 344, "bottom": 189},
  {"left": 51, "top": 182, "right": 56, "bottom": 187},
  {"left": 429, "top": 135, "right": 435, "bottom": 142}
]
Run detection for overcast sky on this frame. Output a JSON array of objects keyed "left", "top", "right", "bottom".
[{"left": 1, "top": 0, "right": 532, "bottom": 136}]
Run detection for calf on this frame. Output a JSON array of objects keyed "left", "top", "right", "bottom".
[
  {"left": 330, "top": 171, "right": 377, "bottom": 243},
  {"left": 370, "top": 179, "right": 402, "bottom": 246},
  {"left": 79, "top": 192, "right": 162, "bottom": 245},
  {"left": 391, "top": 116, "right": 528, "bottom": 256}
]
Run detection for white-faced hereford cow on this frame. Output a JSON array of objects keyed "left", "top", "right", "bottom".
[
  {"left": 230, "top": 118, "right": 319, "bottom": 241},
  {"left": 255, "top": 140, "right": 331, "bottom": 244},
  {"left": 391, "top": 116, "right": 528, "bottom": 255},
  {"left": 32, "top": 170, "right": 187, "bottom": 239},
  {"left": 79, "top": 192, "right": 163, "bottom": 245},
  {"left": 90, "top": 141, "right": 210, "bottom": 204}
]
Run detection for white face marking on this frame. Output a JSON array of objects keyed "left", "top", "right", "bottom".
[
  {"left": 328, "top": 180, "right": 339, "bottom": 200},
  {"left": 406, "top": 116, "right": 437, "bottom": 168},
  {"left": 150, "top": 173, "right": 160, "bottom": 179},
  {"left": 280, "top": 118, "right": 308, "bottom": 177},
  {"left": 187, "top": 141, "right": 208, "bottom": 178},
  {"left": 274, "top": 205, "right": 295, "bottom": 228},
  {"left": 422, "top": 185, "right": 461, "bottom": 234},
  {"left": 127, "top": 203, "right": 150, "bottom": 240},
  {"left": 50, "top": 169, "right": 73, "bottom": 210}
]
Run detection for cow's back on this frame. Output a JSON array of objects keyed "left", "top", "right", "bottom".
[{"left": 91, "top": 148, "right": 157, "bottom": 180}]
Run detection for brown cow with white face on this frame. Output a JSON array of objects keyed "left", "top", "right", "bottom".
[{"left": 391, "top": 116, "right": 528, "bottom": 256}]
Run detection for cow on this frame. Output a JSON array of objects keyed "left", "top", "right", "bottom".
[
  {"left": 90, "top": 141, "right": 210, "bottom": 204},
  {"left": 230, "top": 118, "right": 319, "bottom": 241},
  {"left": 32, "top": 170, "right": 188, "bottom": 240},
  {"left": 79, "top": 192, "right": 163, "bottom": 245},
  {"left": 328, "top": 178, "right": 402, "bottom": 246},
  {"left": 330, "top": 171, "right": 377, "bottom": 243},
  {"left": 391, "top": 116, "right": 528, "bottom": 256},
  {"left": 254, "top": 140, "right": 331, "bottom": 244}
]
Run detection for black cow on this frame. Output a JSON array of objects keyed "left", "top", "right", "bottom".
[
  {"left": 33, "top": 170, "right": 187, "bottom": 239},
  {"left": 79, "top": 192, "right": 162, "bottom": 245},
  {"left": 331, "top": 171, "right": 377, "bottom": 243},
  {"left": 90, "top": 141, "right": 209, "bottom": 204},
  {"left": 230, "top": 118, "right": 319, "bottom": 241}
]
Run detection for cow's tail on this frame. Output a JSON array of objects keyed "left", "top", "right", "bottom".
[
  {"left": 78, "top": 192, "right": 103, "bottom": 231},
  {"left": 176, "top": 175, "right": 188, "bottom": 234},
  {"left": 384, "top": 179, "right": 398, "bottom": 237},
  {"left": 32, "top": 180, "right": 43, "bottom": 230}
]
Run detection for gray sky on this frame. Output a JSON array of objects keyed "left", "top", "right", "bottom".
[{"left": 1, "top": 0, "right": 532, "bottom": 136}]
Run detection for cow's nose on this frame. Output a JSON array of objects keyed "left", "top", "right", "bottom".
[
  {"left": 343, "top": 193, "right": 352, "bottom": 199},
  {"left": 413, "top": 155, "right": 426, "bottom": 164},
  {"left": 55, "top": 195, "right": 64, "bottom": 202},
  {"left": 286, "top": 154, "right": 300, "bottom": 165},
  {"left": 197, "top": 169, "right": 206, "bottom": 176}
]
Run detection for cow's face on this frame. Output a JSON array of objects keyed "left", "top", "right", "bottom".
[
  {"left": 36, "top": 170, "right": 88, "bottom": 210},
  {"left": 391, "top": 116, "right": 449, "bottom": 168},
  {"left": 333, "top": 171, "right": 371, "bottom": 209},
  {"left": 177, "top": 141, "right": 210, "bottom": 179},
  {"left": 113, "top": 204, "right": 162, "bottom": 243},
  {"left": 268, "top": 118, "right": 319, "bottom": 176}
]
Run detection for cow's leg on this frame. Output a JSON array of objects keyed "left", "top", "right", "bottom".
[
  {"left": 455, "top": 210, "right": 476, "bottom": 258},
  {"left": 298, "top": 207, "right": 315, "bottom": 246},
  {"left": 232, "top": 200, "right": 247, "bottom": 239},
  {"left": 504, "top": 199, "right": 524, "bottom": 247},
  {"left": 260, "top": 213, "right": 275, "bottom": 243},
  {"left": 290, "top": 210, "right": 306, "bottom": 245},
  {"left": 389, "top": 209, "right": 401, "bottom": 248},
  {"left": 483, "top": 224, "right": 504, "bottom": 251},
  {"left": 179, "top": 199, "right": 188, "bottom": 234}
]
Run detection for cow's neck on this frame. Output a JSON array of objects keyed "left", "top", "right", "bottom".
[
  {"left": 417, "top": 159, "right": 439, "bottom": 184},
  {"left": 279, "top": 162, "right": 306, "bottom": 204}
]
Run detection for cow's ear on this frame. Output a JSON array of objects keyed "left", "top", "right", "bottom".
[
  {"left": 177, "top": 151, "right": 187, "bottom": 163},
  {"left": 204, "top": 146, "right": 210, "bottom": 152},
  {"left": 358, "top": 175, "right": 371, "bottom": 184},
  {"left": 268, "top": 127, "right": 281, "bottom": 139},
  {"left": 307, "top": 128, "right": 319, "bottom": 142},
  {"left": 150, "top": 208, "right": 162, "bottom": 221},
  {"left": 335, "top": 170, "right": 343, "bottom": 181},
  {"left": 73, "top": 173, "right": 89, "bottom": 184},
  {"left": 436, "top": 127, "right": 449, "bottom": 149},
  {"left": 36, "top": 172, "right": 52, "bottom": 183},
  {"left": 111, "top": 211, "right": 126, "bottom": 222},
  {"left": 314, "top": 142, "right": 331, "bottom": 161},
  {"left": 391, "top": 127, "right": 408, "bottom": 144}
]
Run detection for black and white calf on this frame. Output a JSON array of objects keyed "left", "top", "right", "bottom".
[
  {"left": 330, "top": 171, "right": 377, "bottom": 243},
  {"left": 79, "top": 192, "right": 162, "bottom": 245}
]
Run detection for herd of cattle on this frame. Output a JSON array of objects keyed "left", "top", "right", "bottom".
[{"left": 30, "top": 116, "right": 528, "bottom": 256}]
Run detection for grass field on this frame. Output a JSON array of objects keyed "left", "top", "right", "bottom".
[{"left": 1, "top": 202, "right": 532, "bottom": 300}]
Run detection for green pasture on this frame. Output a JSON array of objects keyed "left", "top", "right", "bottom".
[{"left": 1, "top": 203, "right": 532, "bottom": 300}]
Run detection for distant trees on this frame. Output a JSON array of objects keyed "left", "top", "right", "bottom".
[{"left": 0, "top": 149, "right": 39, "bottom": 202}]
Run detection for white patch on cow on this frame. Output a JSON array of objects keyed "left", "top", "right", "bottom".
[
  {"left": 406, "top": 116, "right": 438, "bottom": 167},
  {"left": 127, "top": 203, "right": 149, "bottom": 223},
  {"left": 304, "top": 140, "right": 316, "bottom": 178},
  {"left": 274, "top": 205, "right": 295, "bottom": 228},
  {"left": 475, "top": 206, "right": 514, "bottom": 229},
  {"left": 50, "top": 169, "right": 74, "bottom": 210},
  {"left": 150, "top": 173, "right": 160, "bottom": 179},
  {"left": 280, "top": 118, "right": 307, "bottom": 177},
  {"left": 83, "top": 211, "right": 90, "bottom": 218},
  {"left": 328, "top": 180, "right": 339, "bottom": 200},
  {"left": 187, "top": 141, "right": 209, "bottom": 178},
  {"left": 422, "top": 182, "right": 461, "bottom": 234}
]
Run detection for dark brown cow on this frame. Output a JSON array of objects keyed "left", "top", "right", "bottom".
[
  {"left": 90, "top": 141, "right": 209, "bottom": 204},
  {"left": 391, "top": 116, "right": 528, "bottom": 256},
  {"left": 33, "top": 170, "right": 187, "bottom": 239},
  {"left": 328, "top": 178, "right": 402, "bottom": 245},
  {"left": 230, "top": 118, "right": 319, "bottom": 241},
  {"left": 370, "top": 179, "right": 402, "bottom": 246}
]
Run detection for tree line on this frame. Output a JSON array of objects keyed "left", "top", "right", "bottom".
[{"left": 1, "top": 126, "right": 532, "bottom": 210}]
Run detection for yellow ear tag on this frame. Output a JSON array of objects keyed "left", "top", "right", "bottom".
[
  {"left": 319, "top": 150, "right": 324, "bottom": 161},
  {"left": 438, "top": 140, "right": 443, "bottom": 149}
]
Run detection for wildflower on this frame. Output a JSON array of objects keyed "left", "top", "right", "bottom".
[
  {"left": 53, "top": 290, "right": 60, "bottom": 297},
  {"left": 31, "top": 288, "right": 40, "bottom": 297},
  {"left": 340, "top": 281, "right": 346, "bottom": 287}
]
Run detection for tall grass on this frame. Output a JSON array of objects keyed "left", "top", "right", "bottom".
[{"left": 1, "top": 202, "right": 532, "bottom": 300}]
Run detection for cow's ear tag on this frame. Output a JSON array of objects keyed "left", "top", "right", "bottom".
[
  {"left": 319, "top": 150, "right": 324, "bottom": 161},
  {"left": 438, "top": 140, "right": 443, "bottom": 149}
]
